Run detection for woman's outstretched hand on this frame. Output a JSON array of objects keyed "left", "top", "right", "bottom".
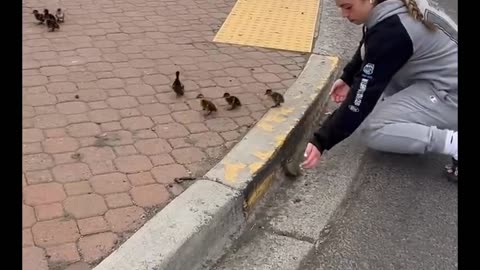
[
  {"left": 302, "top": 143, "right": 322, "bottom": 169},
  {"left": 330, "top": 79, "right": 350, "bottom": 103}
]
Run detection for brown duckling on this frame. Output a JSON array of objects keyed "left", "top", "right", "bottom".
[
  {"left": 55, "top": 8, "right": 65, "bottom": 23},
  {"left": 265, "top": 89, "right": 284, "bottom": 108},
  {"left": 223, "top": 92, "right": 241, "bottom": 110},
  {"left": 43, "top": 9, "right": 51, "bottom": 19},
  {"left": 32, "top": 10, "right": 45, "bottom": 24},
  {"left": 44, "top": 9, "right": 59, "bottom": 32},
  {"left": 196, "top": 94, "right": 217, "bottom": 115},
  {"left": 46, "top": 16, "right": 60, "bottom": 32},
  {"left": 172, "top": 71, "right": 184, "bottom": 96}
]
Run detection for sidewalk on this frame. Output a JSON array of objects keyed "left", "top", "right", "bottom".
[{"left": 22, "top": 0, "right": 308, "bottom": 269}]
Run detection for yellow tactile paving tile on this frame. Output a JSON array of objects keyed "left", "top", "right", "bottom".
[{"left": 213, "top": 0, "right": 321, "bottom": 53}]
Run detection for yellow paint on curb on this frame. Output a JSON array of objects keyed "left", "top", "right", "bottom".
[
  {"left": 263, "top": 113, "right": 285, "bottom": 124},
  {"left": 254, "top": 150, "right": 275, "bottom": 161},
  {"left": 244, "top": 173, "right": 275, "bottom": 212},
  {"left": 249, "top": 162, "right": 263, "bottom": 173},
  {"left": 278, "top": 107, "right": 295, "bottom": 115},
  {"left": 275, "top": 134, "right": 287, "bottom": 146},
  {"left": 257, "top": 122, "right": 274, "bottom": 132},
  {"left": 327, "top": 55, "right": 340, "bottom": 66},
  {"left": 257, "top": 106, "right": 295, "bottom": 132},
  {"left": 213, "top": 0, "right": 321, "bottom": 52},
  {"left": 224, "top": 163, "right": 246, "bottom": 183}
]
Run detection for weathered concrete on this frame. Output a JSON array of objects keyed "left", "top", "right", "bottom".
[
  {"left": 213, "top": 231, "right": 314, "bottom": 270},
  {"left": 94, "top": 180, "right": 244, "bottom": 270},
  {"left": 211, "top": 129, "right": 369, "bottom": 269}
]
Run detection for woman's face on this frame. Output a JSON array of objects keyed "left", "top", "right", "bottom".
[{"left": 336, "top": 0, "right": 374, "bottom": 25}]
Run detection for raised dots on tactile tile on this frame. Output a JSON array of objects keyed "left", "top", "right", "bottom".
[{"left": 213, "top": 0, "right": 321, "bottom": 53}]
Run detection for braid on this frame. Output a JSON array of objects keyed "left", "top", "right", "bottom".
[{"left": 401, "top": 0, "right": 436, "bottom": 31}]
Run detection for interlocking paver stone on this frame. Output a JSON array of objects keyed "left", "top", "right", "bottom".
[
  {"left": 23, "top": 205, "right": 36, "bottom": 228},
  {"left": 25, "top": 170, "right": 53, "bottom": 185},
  {"left": 78, "top": 216, "right": 110, "bottom": 236},
  {"left": 66, "top": 123, "right": 101, "bottom": 137},
  {"left": 24, "top": 183, "right": 66, "bottom": 206},
  {"left": 78, "top": 232, "right": 118, "bottom": 263},
  {"left": 23, "top": 229, "right": 34, "bottom": 247},
  {"left": 134, "top": 138, "right": 172, "bottom": 155},
  {"left": 130, "top": 184, "right": 170, "bottom": 207},
  {"left": 35, "top": 203, "right": 64, "bottom": 221},
  {"left": 23, "top": 247, "right": 49, "bottom": 270},
  {"left": 32, "top": 220, "right": 80, "bottom": 247},
  {"left": 114, "top": 155, "right": 153, "bottom": 173},
  {"left": 89, "top": 173, "right": 131, "bottom": 195},
  {"left": 105, "top": 206, "right": 145, "bottom": 233},
  {"left": 64, "top": 194, "right": 108, "bottom": 219},
  {"left": 52, "top": 163, "right": 92, "bottom": 183},
  {"left": 45, "top": 243, "right": 81, "bottom": 264}
]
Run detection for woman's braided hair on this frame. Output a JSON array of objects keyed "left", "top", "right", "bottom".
[{"left": 400, "top": 0, "right": 436, "bottom": 31}]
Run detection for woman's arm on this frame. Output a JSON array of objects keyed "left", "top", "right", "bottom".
[{"left": 340, "top": 26, "right": 366, "bottom": 86}]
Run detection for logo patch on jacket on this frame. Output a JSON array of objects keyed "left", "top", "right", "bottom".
[
  {"left": 349, "top": 105, "right": 360, "bottom": 112},
  {"left": 363, "top": 63, "right": 375, "bottom": 75}
]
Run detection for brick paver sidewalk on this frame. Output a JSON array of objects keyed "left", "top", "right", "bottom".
[{"left": 22, "top": 0, "right": 307, "bottom": 269}]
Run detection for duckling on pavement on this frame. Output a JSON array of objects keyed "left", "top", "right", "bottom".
[
  {"left": 32, "top": 10, "right": 45, "bottom": 24},
  {"left": 172, "top": 71, "right": 185, "bottom": 96},
  {"left": 223, "top": 92, "right": 242, "bottom": 110},
  {"left": 265, "top": 89, "right": 284, "bottom": 108},
  {"left": 55, "top": 8, "right": 65, "bottom": 23},
  {"left": 196, "top": 94, "right": 217, "bottom": 115}
]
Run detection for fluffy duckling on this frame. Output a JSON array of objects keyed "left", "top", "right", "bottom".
[
  {"left": 32, "top": 10, "right": 45, "bottom": 24},
  {"left": 196, "top": 94, "right": 217, "bottom": 115},
  {"left": 265, "top": 89, "right": 284, "bottom": 108},
  {"left": 172, "top": 71, "right": 184, "bottom": 96},
  {"left": 223, "top": 92, "right": 241, "bottom": 110},
  {"left": 43, "top": 9, "right": 51, "bottom": 19},
  {"left": 46, "top": 16, "right": 60, "bottom": 32},
  {"left": 44, "top": 9, "right": 59, "bottom": 32},
  {"left": 55, "top": 8, "right": 65, "bottom": 23}
]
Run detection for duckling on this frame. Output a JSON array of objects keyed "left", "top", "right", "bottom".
[
  {"left": 55, "top": 8, "right": 65, "bottom": 23},
  {"left": 171, "top": 71, "right": 184, "bottom": 96},
  {"left": 32, "top": 10, "right": 45, "bottom": 24},
  {"left": 46, "top": 15, "right": 60, "bottom": 32},
  {"left": 43, "top": 9, "right": 51, "bottom": 19},
  {"left": 196, "top": 94, "right": 217, "bottom": 115},
  {"left": 265, "top": 89, "right": 284, "bottom": 108},
  {"left": 223, "top": 92, "right": 242, "bottom": 110},
  {"left": 44, "top": 9, "right": 59, "bottom": 32}
]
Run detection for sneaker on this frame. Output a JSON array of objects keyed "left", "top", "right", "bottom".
[{"left": 444, "top": 158, "right": 458, "bottom": 182}]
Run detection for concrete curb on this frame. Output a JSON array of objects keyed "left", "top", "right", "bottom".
[
  {"left": 93, "top": 54, "right": 340, "bottom": 270},
  {"left": 205, "top": 54, "right": 339, "bottom": 213}
]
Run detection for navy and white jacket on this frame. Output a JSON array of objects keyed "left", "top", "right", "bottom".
[{"left": 310, "top": 0, "right": 458, "bottom": 153}]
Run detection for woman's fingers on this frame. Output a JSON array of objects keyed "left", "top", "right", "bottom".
[
  {"left": 304, "top": 143, "right": 313, "bottom": 157},
  {"left": 301, "top": 143, "right": 321, "bottom": 169},
  {"left": 333, "top": 93, "right": 347, "bottom": 103},
  {"left": 302, "top": 154, "right": 318, "bottom": 169}
]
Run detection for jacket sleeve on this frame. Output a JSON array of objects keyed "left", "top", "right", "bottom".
[
  {"left": 340, "top": 44, "right": 363, "bottom": 86},
  {"left": 310, "top": 18, "right": 414, "bottom": 153},
  {"left": 340, "top": 26, "right": 366, "bottom": 86}
]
